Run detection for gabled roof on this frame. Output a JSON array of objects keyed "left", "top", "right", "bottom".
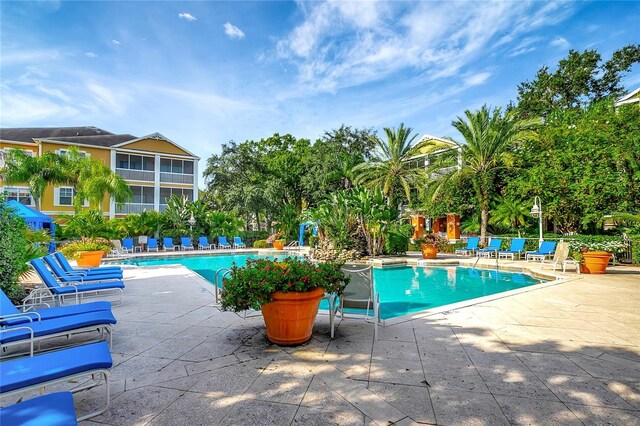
[
  {"left": 112, "top": 132, "right": 200, "bottom": 158},
  {"left": 44, "top": 134, "right": 138, "bottom": 147},
  {"left": 615, "top": 87, "right": 640, "bottom": 106},
  {"left": 0, "top": 126, "right": 113, "bottom": 143}
]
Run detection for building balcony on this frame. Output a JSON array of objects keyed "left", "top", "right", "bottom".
[
  {"left": 115, "top": 203, "right": 155, "bottom": 214},
  {"left": 160, "top": 172, "right": 194, "bottom": 184},
  {"left": 116, "top": 168, "right": 155, "bottom": 182}
]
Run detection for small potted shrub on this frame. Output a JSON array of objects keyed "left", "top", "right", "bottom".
[
  {"left": 221, "top": 257, "right": 349, "bottom": 345},
  {"left": 569, "top": 240, "right": 626, "bottom": 274},
  {"left": 414, "top": 233, "right": 448, "bottom": 259},
  {"left": 266, "top": 231, "right": 285, "bottom": 250}
]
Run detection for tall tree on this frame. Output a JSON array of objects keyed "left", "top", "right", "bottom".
[
  {"left": 1, "top": 149, "right": 67, "bottom": 210},
  {"left": 59, "top": 147, "right": 131, "bottom": 212},
  {"left": 426, "top": 106, "right": 538, "bottom": 243},
  {"left": 354, "top": 123, "right": 424, "bottom": 208},
  {"left": 516, "top": 45, "right": 640, "bottom": 118}
]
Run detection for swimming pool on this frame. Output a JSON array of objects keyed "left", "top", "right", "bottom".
[{"left": 122, "top": 254, "right": 542, "bottom": 319}]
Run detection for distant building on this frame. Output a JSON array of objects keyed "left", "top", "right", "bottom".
[
  {"left": 615, "top": 87, "right": 640, "bottom": 107},
  {"left": 0, "top": 126, "right": 200, "bottom": 218}
]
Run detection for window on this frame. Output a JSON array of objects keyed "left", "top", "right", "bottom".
[
  {"left": 160, "top": 187, "right": 193, "bottom": 204},
  {"left": 129, "top": 186, "right": 154, "bottom": 204},
  {"left": 57, "top": 188, "right": 74, "bottom": 206},
  {"left": 116, "top": 153, "right": 154, "bottom": 171},
  {"left": 3, "top": 186, "right": 34, "bottom": 206},
  {"left": 159, "top": 158, "right": 194, "bottom": 174}
]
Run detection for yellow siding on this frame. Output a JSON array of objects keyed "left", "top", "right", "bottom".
[
  {"left": 118, "top": 139, "right": 192, "bottom": 156},
  {"left": 40, "top": 142, "right": 111, "bottom": 166},
  {"left": 0, "top": 140, "right": 39, "bottom": 154}
]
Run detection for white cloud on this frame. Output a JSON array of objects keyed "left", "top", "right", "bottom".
[
  {"left": 178, "top": 12, "right": 197, "bottom": 22},
  {"left": 272, "top": 1, "right": 577, "bottom": 96},
  {"left": 0, "top": 49, "right": 60, "bottom": 65},
  {"left": 223, "top": 22, "right": 245, "bottom": 39},
  {"left": 112, "top": 39, "right": 120, "bottom": 45},
  {"left": 0, "top": 86, "right": 79, "bottom": 124},
  {"left": 550, "top": 36, "right": 570, "bottom": 49},
  {"left": 464, "top": 72, "right": 492, "bottom": 87},
  {"left": 85, "top": 52, "right": 98, "bottom": 58}
]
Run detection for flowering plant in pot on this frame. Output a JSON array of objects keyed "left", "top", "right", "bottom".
[
  {"left": 221, "top": 257, "right": 349, "bottom": 345},
  {"left": 414, "top": 233, "right": 448, "bottom": 259},
  {"left": 568, "top": 240, "right": 626, "bottom": 274}
]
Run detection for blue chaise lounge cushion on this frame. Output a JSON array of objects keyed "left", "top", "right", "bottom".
[
  {"left": 0, "top": 341, "right": 113, "bottom": 393},
  {"left": 0, "top": 311, "right": 117, "bottom": 344},
  {"left": 0, "top": 392, "right": 78, "bottom": 426}
]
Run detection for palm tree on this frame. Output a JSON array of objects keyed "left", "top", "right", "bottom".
[
  {"left": 354, "top": 123, "right": 424, "bottom": 208},
  {"left": 1, "top": 149, "right": 67, "bottom": 210},
  {"left": 490, "top": 198, "right": 530, "bottom": 237},
  {"left": 426, "top": 106, "right": 539, "bottom": 243},
  {"left": 59, "top": 147, "right": 131, "bottom": 212}
]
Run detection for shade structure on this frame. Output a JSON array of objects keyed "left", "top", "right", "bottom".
[
  {"left": 298, "top": 221, "right": 318, "bottom": 246},
  {"left": 5, "top": 200, "right": 56, "bottom": 237}
]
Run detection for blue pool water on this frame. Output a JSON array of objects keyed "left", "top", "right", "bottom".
[{"left": 122, "top": 254, "right": 542, "bottom": 319}]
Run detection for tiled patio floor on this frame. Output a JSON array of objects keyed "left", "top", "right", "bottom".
[{"left": 13, "top": 262, "right": 640, "bottom": 425}]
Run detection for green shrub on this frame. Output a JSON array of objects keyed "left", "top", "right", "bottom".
[
  {"left": 628, "top": 234, "right": 639, "bottom": 264},
  {"left": 308, "top": 235, "right": 318, "bottom": 248},
  {"left": 384, "top": 223, "right": 412, "bottom": 255},
  {"left": 0, "top": 199, "right": 29, "bottom": 303},
  {"left": 59, "top": 237, "right": 112, "bottom": 260},
  {"left": 240, "top": 230, "right": 269, "bottom": 247},
  {"left": 56, "top": 210, "right": 114, "bottom": 240},
  {"left": 253, "top": 239, "right": 269, "bottom": 248}
]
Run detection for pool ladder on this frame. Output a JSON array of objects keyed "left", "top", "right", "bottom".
[
  {"left": 213, "top": 267, "right": 231, "bottom": 304},
  {"left": 471, "top": 250, "right": 500, "bottom": 270}
]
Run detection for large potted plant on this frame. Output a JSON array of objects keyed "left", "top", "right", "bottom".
[
  {"left": 221, "top": 257, "right": 349, "bottom": 345},
  {"left": 569, "top": 240, "right": 626, "bottom": 274},
  {"left": 415, "top": 233, "right": 448, "bottom": 259}
]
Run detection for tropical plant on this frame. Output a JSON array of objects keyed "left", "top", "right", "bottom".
[
  {"left": 425, "top": 105, "right": 539, "bottom": 243},
  {"left": 220, "top": 257, "right": 349, "bottom": 312},
  {"left": 0, "top": 197, "right": 30, "bottom": 303},
  {"left": 275, "top": 203, "right": 300, "bottom": 240},
  {"left": 348, "top": 187, "right": 395, "bottom": 256},
  {"left": 489, "top": 198, "right": 530, "bottom": 237},
  {"left": 1, "top": 149, "right": 67, "bottom": 210},
  {"left": 384, "top": 222, "right": 413, "bottom": 255},
  {"left": 56, "top": 210, "right": 113, "bottom": 239},
  {"left": 253, "top": 240, "right": 269, "bottom": 248},
  {"left": 207, "top": 210, "right": 243, "bottom": 238},
  {"left": 354, "top": 123, "right": 425, "bottom": 208},
  {"left": 308, "top": 193, "right": 353, "bottom": 250}
]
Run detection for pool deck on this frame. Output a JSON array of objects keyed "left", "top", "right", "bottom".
[{"left": 12, "top": 254, "right": 640, "bottom": 425}]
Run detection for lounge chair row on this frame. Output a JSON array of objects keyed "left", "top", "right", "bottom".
[
  {"left": 1, "top": 252, "right": 123, "bottom": 422},
  {"left": 109, "top": 236, "right": 247, "bottom": 255}
]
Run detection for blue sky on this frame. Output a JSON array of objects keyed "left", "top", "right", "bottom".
[{"left": 2, "top": 1, "right": 639, "bottom": 187}]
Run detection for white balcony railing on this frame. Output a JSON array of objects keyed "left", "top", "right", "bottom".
[
  {"left": 160, "top": 172, "right": 194, "bottom": 184},
  {"left": 116, "top": 168, "right": 155, "bottom": 182},
  {"left": 116, "top": 203, "right": 155, "bottom": 214}
]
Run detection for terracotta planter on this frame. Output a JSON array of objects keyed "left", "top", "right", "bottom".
[
  {"left": 582, "top": 251, "right": 612, "bottom": 274},
  {"left": 273, "top": 240, "right": 285, "bottom": 250},
  {"left": 420, "top": 244, "right": 438, "bottom": 259},
  {"left": 261, "top": 287, "right": 324, "bottom": 346},
  {"left": 76, "top": 250, "right": 106, "bottom": 268}
]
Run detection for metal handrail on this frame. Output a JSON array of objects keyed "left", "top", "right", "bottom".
[{"left": 213, "top": 267, "right": 231, "bottom": 304}]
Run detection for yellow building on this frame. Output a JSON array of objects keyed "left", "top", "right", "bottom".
[{"left": 0, "top": 126, "right": 200, "bottom": 218}]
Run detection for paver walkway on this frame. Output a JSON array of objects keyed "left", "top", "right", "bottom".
[{"left": 12, "top": 264, "right": 640, "bottom": 425}]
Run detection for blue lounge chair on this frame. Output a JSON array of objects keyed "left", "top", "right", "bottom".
[
  {"left": 122, "top": 237, "right": 141, "bottom": 253},
  {"left": 455, "top": 237, "right": 480, "bottom": 256},
  {"left": 147, "top": 237, "right": 159, "bottom": 252},
  {"left": 198, "top": 236, "right": 215, "bottom": 250},
  {"left": 0, "top": 308, "right": 116, "bottom": 356},
  {"left": 43, "top": 255, "right": 123, "bottom": 282},
  {"left": 180, "top": 237, "right": 194, "bottom": 251},
  {"left": 217, "top": 236, "right": 232, "bottom": 249},
  {"left": 476, "top": 238, "right": 503, "bottom": 257},
  {"left": 29, "top": 258, "right": 125, "bottom": 305},
  {"left": 1, "top": 289, "right": 111, "bottom": 326},
  {"left": 498, "top": 238, "right": 526, "bottom": 260},
  {"left": 53, "top": 252, "right": 122, "bottom": 276},
  {"left": 0, "top": 392, "right": 78, "bottom": 426},
  {"left": 163, "top": 237, "right": 177, "bottom": 251},
  {"left": 233, "top": 236, "right": 246, "bottom": 248},
  {"left": 526, "top": 241, "right": 558, "bottom": 262},
  {"left": 0, "top": 342, "right": 113, "bottom": 421}
]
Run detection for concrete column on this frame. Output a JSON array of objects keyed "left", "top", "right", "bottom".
[
  {"left": 154, "top": 155, "right": 161, "bottom": 211},
  {"left": 109, "top": 150, "right": 116, "bottom": 219},
  {"left": 193, "top": 159, "right": 198, "bottom": 201}
]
